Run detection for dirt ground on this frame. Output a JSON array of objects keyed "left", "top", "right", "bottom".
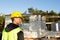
[{"left": 24, "top": 37, "right": 60, "bottom": 40}]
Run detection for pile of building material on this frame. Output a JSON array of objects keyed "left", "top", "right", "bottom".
[{"left": 21, "top": 15, "right": 47, "bottom": 40}]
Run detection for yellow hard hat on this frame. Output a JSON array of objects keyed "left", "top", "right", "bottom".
[{"left": 11, "top": 11, "right": 23, "bottom": 18}]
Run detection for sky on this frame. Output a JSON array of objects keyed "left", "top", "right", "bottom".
[{"left": 0, "top": 0, "right": 60, "bottom": 14}]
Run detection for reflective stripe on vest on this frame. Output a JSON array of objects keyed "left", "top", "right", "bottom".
[{"left": 2, "top": 27, "right": 22, "bottom": 40}]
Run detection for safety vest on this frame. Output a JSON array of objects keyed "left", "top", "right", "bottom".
[{"left": 2, "top": 27, "right": 22, "bottom": 40}]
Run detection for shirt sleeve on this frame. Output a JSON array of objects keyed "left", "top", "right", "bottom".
[{"left": 17, "top": 31, "right": 24, "bottom": 40}]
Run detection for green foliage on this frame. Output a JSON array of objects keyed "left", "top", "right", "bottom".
[
  {"left": 23, "top": 15, "right": 29, "bottom": 23},
  {"left": 58, "top": 12, "right": 60, "bottom": 16},
  {"left": 28, "top": 8, "right": 59, "bottom": 16},
  {"left": 48, "top": 10, "right": 57, "bottom": 16},
  {"left": 0, "top": 16, "right": 5, "bottom": 32}
]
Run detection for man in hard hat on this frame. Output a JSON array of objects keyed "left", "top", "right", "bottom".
[{"left": 2, "top": 11, "right": 24, "bottom": 40}]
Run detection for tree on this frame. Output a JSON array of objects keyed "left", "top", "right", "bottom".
[
  {"left": 28, "top": 8, "right": 35, "bottom": 14},
  {"left": 49, "top": 10, "right": 57, "bottom": 16},
  {"left": 58, "top": 12, "right": 60, "bottom": 16}
]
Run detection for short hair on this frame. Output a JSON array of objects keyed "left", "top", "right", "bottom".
[{"left": 11, "top": 18, "right": 14, "bottom": 22}]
